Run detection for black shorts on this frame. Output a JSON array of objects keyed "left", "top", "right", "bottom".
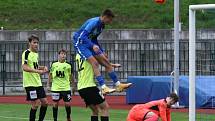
[
  {"left": 25, "top": 86, "right": 46, "bottom": 101},
  {"left": 51, "top": 91, "right": 71, "bottom": 102},
  {"left": 78, "top": 86, "right": 105, "bottom": 106}
]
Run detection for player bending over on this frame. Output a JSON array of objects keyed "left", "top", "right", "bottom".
[
  {"left": 127, "top": 93, "right": 179, "bottom": 121},
  {"left": 22, "top": 35, "right": 48, "bottom": 121},
  {"left": 73, "top": 9, "right": 132, "bottom": 94},
  {"left": 76, "top": 54, "right": 110, "bottom": 121},
  {"left": 47, "top": 49, "right": 75, "bottom": 121}
]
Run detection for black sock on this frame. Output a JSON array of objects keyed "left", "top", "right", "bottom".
[
  {"left": 38, "top": 106, "right": 47, "bottom": 121},
  {"left": 101, "top": 116, "right": 109, "bottom": 121},
  {"left": 53, "top": 107, "right": 58, "bottom": 121},
  {"left": 91, "top": 116, "right": 98, "bottom": 121},
  {"left": 30, "top": 108, "right": 37, "bottom": 121},
  {"left": 65, "top": 106, "right": 71, "bottom": 119}
]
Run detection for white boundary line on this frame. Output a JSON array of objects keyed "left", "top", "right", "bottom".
[{"left": 0, "top": 115, "right": 52, "bottom": 121}]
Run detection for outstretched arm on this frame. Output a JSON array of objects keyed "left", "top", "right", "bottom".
[{"left": 159, "top": 104, "right": 168, "bottom": 121}]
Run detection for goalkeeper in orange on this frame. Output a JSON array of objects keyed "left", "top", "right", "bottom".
[{"left": 127, "top": 93, "right": 179, "bottom": 121}]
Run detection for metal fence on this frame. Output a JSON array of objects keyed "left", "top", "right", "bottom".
[{"left": 1, "top": 40, "right": 215, "bottom": 95}]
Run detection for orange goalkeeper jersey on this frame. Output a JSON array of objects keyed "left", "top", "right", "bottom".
[{"left": 127, "top": 99, "right": 171, "bottom": 121}]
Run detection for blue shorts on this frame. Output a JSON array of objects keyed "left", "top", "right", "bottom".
[{"left": 74, "top": 37, "right": 104, "bottom": 60}]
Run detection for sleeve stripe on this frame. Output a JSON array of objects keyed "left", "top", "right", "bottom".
[{"left": 24, "top": 50, "right": 30, "bottom": 64}]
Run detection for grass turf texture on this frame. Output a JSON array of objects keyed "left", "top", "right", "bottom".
[
  {"left": 0, "top": 0, "right": 215, "bottom": 29},
  {"left": 0, "top": 104, "right": 215, "bottom": 121}
]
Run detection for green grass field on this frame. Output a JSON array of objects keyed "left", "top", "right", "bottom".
[{"left": 0, "top": 104, "right": 214, "bottom": 121}]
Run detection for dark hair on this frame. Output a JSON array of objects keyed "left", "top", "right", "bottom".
[
  {"left": 28, "top": 34, "right": 39, "bottom": 42},
  {"left": 102, "top": 9, "right": 115, "bottom": 18},
  {"left": 58, "top": 49, "right": 67, "bottom": 54},
  {"left": 169, "top": 92, "right": 179, "bottom": 103}
]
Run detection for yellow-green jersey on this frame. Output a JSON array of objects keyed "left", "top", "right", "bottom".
[
  {"left": 22, "top": 49, "right": 42, "bottom": 87},
  {"left": 76, "top": 54, "right": 96, "bottom": 90},
  {"left": 50, "top": 61, "right": 72, "bottom": 91}
]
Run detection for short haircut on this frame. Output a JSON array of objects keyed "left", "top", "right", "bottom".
[
  {"left": 169, "top": 92, "right": 179, "bottom": 103},
  {"left": 58, "top": 49, "right": 67, "bottom": 54},
  {"left": 28, "top": 34, "right": 39, "bottom": 42},
  {"left": 102, "top": 9, "right": 115, "bottom": 18}
]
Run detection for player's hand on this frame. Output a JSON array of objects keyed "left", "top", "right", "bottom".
[
  {"left": 72, "top": 86, "right": 77, "bottom": 95},
  {"left": 46, "top": 86, "right": 51, "bottom": 92},
  {"left": 93, "top": 45, "right": 101, "bottom": 53},
  {"left": 72, "top": 88, "right": 76, "bottom": 95},
  {"left": 36, "top": 70, "right": 46, "bottom": 74},
  {"left": 43, "top": 66, "right": 48, "bottom": 72}
]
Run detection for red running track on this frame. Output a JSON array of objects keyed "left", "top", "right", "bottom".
[{"left": 0, "top": 95, "right": 214, "bottom": 114}]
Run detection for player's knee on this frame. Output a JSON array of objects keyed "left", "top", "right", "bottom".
[
  {"left": 32, "top": 105, "right": 39, "bottom": 109},
  {"left": 99, "top": 103, "right": 109, "bottom": 112},
  {"left": 92, "top": 108, "right": 99, "bottom": 115},
  {"left": 53, "top": 102, "right": 58, "bottom": 108},
  {"left": 64, "top": 102, "right": 71, "bottom": 107},
  {"left": 41, "top": 99, "right": 48, "bottom": 106},
  {"left": 92, "top": 61, "right": 99, "bottom": 68},
  {"left": 31, "top": 101, "right": 40, "bottom": 109},
  {"left": 105, "top": 66, "right": 113, "bottom": 71}
]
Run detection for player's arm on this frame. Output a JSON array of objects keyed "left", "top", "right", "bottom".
[
  {"left": 22, "top": 64, "right": 45, "bottom": 74},
  {"left": 71, "top": 74, "right": 76, "bottom": 95},
  {"left": 80, "top": 21, "right": 102, "bottom": 53},
  {"left": 47, "top": 63, "right": 54, "bottom": 91},
  {"left": 38, "top": 66, "right": 48, "bottom": 72},
  {"left": 22, "top": 50, "right": 45, "bottom": 74},
  {"left": 167, "top": 108, "right": 171, "bottom": 121},
  {"left": 69, "top": 65, "right": 76, "bottom": 95},
  {"left": 47, "top": 72, "right": 52, "bottom": 91},
  {"left": 80, "top": 30, "right": 95, "bottom": 49},
  {"left": 159, "top": 103, "right": 168, "bottom": 121}
]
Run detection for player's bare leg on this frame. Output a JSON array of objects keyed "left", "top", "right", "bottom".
[
  {"left": 38, "top": 98, "right": 48, "bottom": 121},
  {"left": 97, "top": 101, "right": 110, "bottom": 121},
  {"left": 29, "top": 100, "right": 40, "bottom": 121},
  {"left": 89, "top": 105, "right": 99, "bottom": 121},
  {"left": 87, "top": 56, "right": 116, "bottom": 94},
  {"left": 64, "top": 102, "right": 72, "bottom": 121},
  {"left": 52, "top": 101, "right": 59, "bottom": 121},
  {"left": 94, "top": 54, "right": 132, "bottom": 92},
  {"left": 103, "top": 53, "right": 121, "bottom": 68},
  {"left": 111, "top": 63, "right": 121, "bottom": 68}
]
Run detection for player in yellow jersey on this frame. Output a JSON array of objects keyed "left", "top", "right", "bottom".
[
  {"left": 22, "top": 35, "right": 48, "bottom": 121},
  {"left": 76, "top": 54, "right": 110, "bottom": 121},
  {"left": 47, "top": 49, "right": 75, "bottom": 121}
]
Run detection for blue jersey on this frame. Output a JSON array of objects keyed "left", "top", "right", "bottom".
[{"left": 73, "top": 17, "right": 104, "bottom": 49}]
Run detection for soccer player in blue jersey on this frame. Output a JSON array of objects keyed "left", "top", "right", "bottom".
[{"left": 73, "top": 9, "right": 132, "bottom": 94}]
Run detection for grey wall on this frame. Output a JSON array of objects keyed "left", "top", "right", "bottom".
[{"left": 0, "top": 29, "right": 215, "bottom": 41}]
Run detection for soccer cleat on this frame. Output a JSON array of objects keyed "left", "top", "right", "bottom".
[
  {"left": 102, "top": 85, "right": 116, "bottom": 94},
  {"left": 115, "top": 83, "right": 132, "bottom": 92}
]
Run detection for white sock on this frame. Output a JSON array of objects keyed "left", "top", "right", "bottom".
[
  {"left": 101, "top": 84, "right": 107, "bottom": 89},
  {"left": 115, "top": 81, "right": 121, "bottom": 86}
]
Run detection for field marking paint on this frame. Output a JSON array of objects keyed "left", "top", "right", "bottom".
[{"left": 0, "top": 115, "right": 52, "bottom": 121}]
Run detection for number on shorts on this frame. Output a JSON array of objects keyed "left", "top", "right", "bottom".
[
  {"left": 30, "top": 90, "right": 37, "bottom": 99},
  {"left": 52, "top": 93, "right": 60, "bottom": 100}
]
